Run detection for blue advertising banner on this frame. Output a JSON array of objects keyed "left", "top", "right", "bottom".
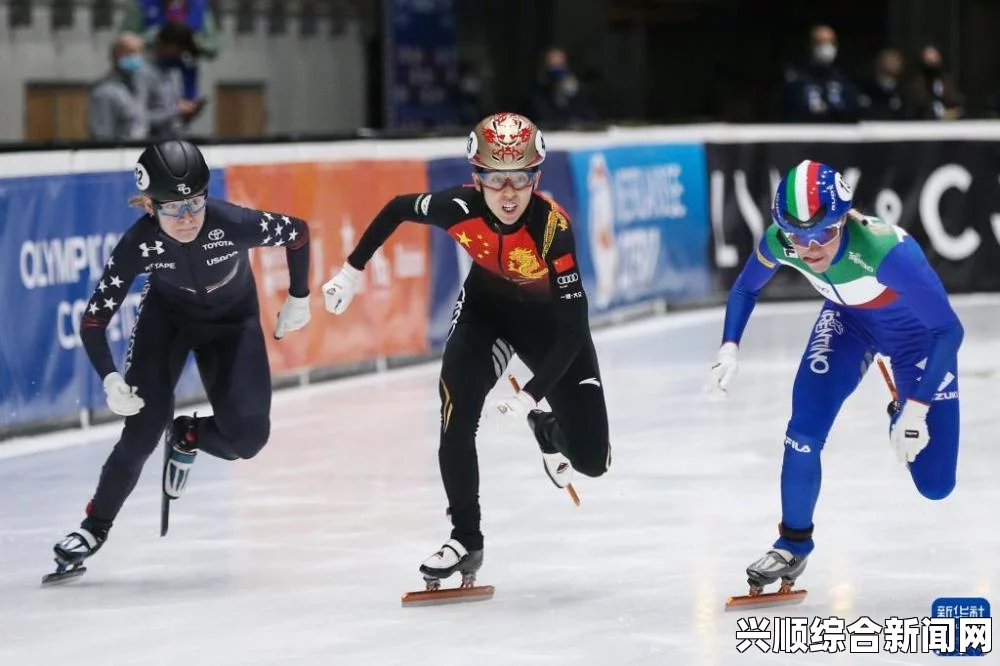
[
  {"left": 567, "top": 143, "right": 712, "bottom": 314},
  {"left": 1, "top": 168, "right": 224, "bottom": 432},
  {"left": 384, "top": 0, "right": 459, "bottom": 129},
  {"left": 424, "top": 152, "right": 577, "bottom": 348}
]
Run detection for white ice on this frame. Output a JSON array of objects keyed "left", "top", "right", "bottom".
[{"left": 1, "top": 296, "right": 997, "bottom": 666}]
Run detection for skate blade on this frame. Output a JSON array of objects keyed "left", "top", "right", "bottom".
[
  {"left": 566, "top": 483, "right": 580, "bottom": 506},
  {"left": 725, "top": 589, "right": 807, "bottom": 611},
  {"left": 401, "top": 585, "right": 495, "bottom": 607},
  {"left": 41, "top": 566, "right": 87, "bottom": 586}
]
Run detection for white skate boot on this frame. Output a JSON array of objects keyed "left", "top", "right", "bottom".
[
  {"left": 527, "top": 409, "right": 575, "bottom": 489},
  {"left": 402, "top": 539, "right": 493, "bottom": 606},
  {"left": 164, "top": 416, "right": 198, "bottom": 500}
]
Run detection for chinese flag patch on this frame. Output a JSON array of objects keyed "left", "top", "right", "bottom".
[{"left": 552, "top": 253, "right": 575, "bottom": 273}]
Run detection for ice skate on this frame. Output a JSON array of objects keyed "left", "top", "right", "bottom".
[
  {"left": 725, "top": 548, "right": 809, "bottom": 610},
  {"left": 42, "top": 527, "right": 106, "bottom": 585},
  {"left": 401, "top": 538, "right": 494, "bottom": 606},
  {"left": 163, "top": 415, "right": 197, "bottom": 500},
  {"left": 527, "top": 409, "right": 580, "bottom": 505}
]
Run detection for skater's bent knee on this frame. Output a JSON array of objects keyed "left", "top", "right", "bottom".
[
  {"left": 916, "top": 478, "right": 955, "bottom": 501},
  {"left": 573, "top": 444, "right": 611, "bottom": 477},
  {"left": 234, "top": 415, "right": 270, "bottom": 459}
]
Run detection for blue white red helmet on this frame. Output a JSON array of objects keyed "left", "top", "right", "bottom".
[{"left": 772, "top": 160, "right": 853, "bottom": 242}]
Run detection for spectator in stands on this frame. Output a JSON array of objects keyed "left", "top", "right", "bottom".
[
  {"left": 88, "top": 32, "right": 150, "bottom": 141},
  {"left": 904, "top": 45, "right": 965, "bottom": 120},
  {"left": 146, "top": 22, "right": 208, "bottom": 139},
  {"left": 859, "top": 48, "right": 909, "bottom": 120},
  {"left": 120, "top": 0, "right": 219, "bottom": 101},
  {"left": 778, "top": 25, "right": 864, "bottom": 123},
  {"left": 522, "top": 47, "right": 598, "bottom": 127}
]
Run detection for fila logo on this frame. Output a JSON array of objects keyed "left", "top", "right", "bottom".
[
  {"left": 208, "top": 228, "right": 224, "bottom": 241},
  {"left": 176, "top": 183, "right": 192, "bottom": 195},
  {"left": 556, "top": 273, "right": 579, "bottom": 286},
  {"left": 139, "top": 241, "right": 165, "bottom": 257}
]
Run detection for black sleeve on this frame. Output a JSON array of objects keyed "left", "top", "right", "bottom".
[
  {"left": 521, "top": 216, "right": 590, "bottom": 401},
  {"left": 79, "top": 221, "right": 147, "bottom": 379},
  {"left": 347, "top": 188, "right": 474, "bottom": 270},
  {"left": 226, "top": 202, "right": 311, "bottom": 298}
]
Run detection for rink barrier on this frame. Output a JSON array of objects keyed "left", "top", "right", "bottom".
[{"left": 3, "top": 121, "right": 1000, "bottom": 437}]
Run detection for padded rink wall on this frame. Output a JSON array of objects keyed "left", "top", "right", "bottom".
[{"left": 3, "top": 122, "right": 1000, "bottom": 437}]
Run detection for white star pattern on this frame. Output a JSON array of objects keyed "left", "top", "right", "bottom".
[
  {"left": 106, "top": 257, "right": 115, "bottom": 268},
  {"left": 102, "top": 297, "right": 117, "bottom": 310},
  {"left": 109, "top": 275, "right": 123, "bottom": 288},
  {"left": 97, "top": 281, "right": 107, "bottom": 292},
  {"left": 274, "top": 239, "right": 285, "bottom": 247},
  {"left": 263, "top": 212, "right": 274, "bottom": 220},
  {"left": 288, "top": 229, "right": 298, "bottom": 241},
  {"left": 281, "top": 215, "right": 291, "bottom": 225},
  {"left": 262, "top": 235, "right": 272, "bottom": 245},
  {"left": 260, "top": 217, "right": 269, "bottom": 232},
  {"left": 88, "top": 303, "right": 99, "bottom": 315}
]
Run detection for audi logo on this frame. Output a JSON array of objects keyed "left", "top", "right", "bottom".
[{"left": 556, "top": 273, "right": 579, "bottom": 285}]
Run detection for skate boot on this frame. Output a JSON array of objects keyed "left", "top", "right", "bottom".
[
  {"left": 403, "top": 538, "right": 494, "bottom": 606},
  {"left": 164, "top": 415, "right": 198, "bottom": 500},
  {"left": 528, "top": 409, "right": 574, "bottom": 489},
  {"left": 418, "top": 538, "right": 484, "bottom": 588},
  {"left": 44, "top": 522, "right": 107, "bottom": 585},
  {"left": 745, "top": 548, "right": 809, "bottom": 594},
  {"left": 725, "top": 525, "right": 812, "bottom": 611}
]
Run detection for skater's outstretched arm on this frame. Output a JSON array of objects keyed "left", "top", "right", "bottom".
[
  {"left": 721, "top": 232, "right": 782, "bottom": 346},
  {"left": 706, "top": 232, "right": 780, "bottom": 400},
  {"left": 324, "top": 187, "right": 477, "bottom": 314}
]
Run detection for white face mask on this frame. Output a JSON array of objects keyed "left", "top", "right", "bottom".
[{"left": 813, "top": 43, "right": 837, "bottom": 65}]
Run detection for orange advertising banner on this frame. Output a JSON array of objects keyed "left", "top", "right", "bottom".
[{"left": 226, "top": 160, "right": 431, "bottom": 374}]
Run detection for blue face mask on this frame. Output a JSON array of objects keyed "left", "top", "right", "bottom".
[{"left": 118, "top": 54, "right": 144, "bottom": 72}]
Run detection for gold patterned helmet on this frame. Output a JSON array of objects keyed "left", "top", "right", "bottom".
[{"left": 466, "top": 112, "right": 546, "bottom": 170}]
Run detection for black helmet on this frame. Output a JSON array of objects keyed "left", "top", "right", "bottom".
[{"left": 134, "top": 139, "right": 210, "bottom": 202}]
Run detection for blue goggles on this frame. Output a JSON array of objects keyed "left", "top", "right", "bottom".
[
  {"left": 155, "top": 193, "right": 208, "bottom": 218},
  {"left": 783, "top": 220, "right": 844, "bottom": 247}
]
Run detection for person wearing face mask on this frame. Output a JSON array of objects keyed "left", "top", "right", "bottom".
[
  {"left": 779, "top": 25, "right": 863, "bottom": 123},
  {"left": 523, "top": 48, "right": 598, "bottom": 126},
  {"left": 904, "top": 45, "right": 965, "bottom": 120},
  {"left": 706, "top": 161, "right": 964, "bottom": 607},
  {"left": 859, "top": 48, "right": 909, "bottom": 120},
  {"left": 145, "top": 21, "right": 208, "bottom": 139},
  {"left": 323, "top": 113, "right": 611, "bottom": 594},
  {"left": 45, "top": 140, "right": 313, "bottom": 583},
  {"left": 87, "top": 33, "right": 151, "bottom": 141}
]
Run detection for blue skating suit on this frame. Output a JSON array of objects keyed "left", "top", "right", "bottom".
[{"left": 722, "top": 215, "right": 964, "bottom": 557}]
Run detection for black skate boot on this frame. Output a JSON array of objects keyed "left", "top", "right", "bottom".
[
  {"left": 164, "top": 415, "right": 198, "bottom": 500},
  {"left": 44, "top": 520, "right": 108, "bottom": 585},
  {"left": 527, "top": 409, "right": 574, "bottom": 489}
]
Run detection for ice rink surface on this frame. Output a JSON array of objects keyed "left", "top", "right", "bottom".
[{"left": 1, "top": 296, "right": 996, "bottom": 666}]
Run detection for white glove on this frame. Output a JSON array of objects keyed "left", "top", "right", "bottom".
[
  {"left": 484, "top": 391, "right": 537, "bottom": 432},
  {"left": 705, "top": 341, "right": 739, "bottom": 401},
  {"left": 322, "top": 262, "right": 362, "bottom": 314},
  {"left": 890, "top": 399, "right": 930, "bottom": 464},
  {"left": 103, "top": 372, "right": 144, "bottom": 416},
  {"left": 274, "top": 293, "right": 311, "bottom": 339}
]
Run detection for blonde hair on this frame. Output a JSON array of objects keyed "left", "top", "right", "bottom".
[{"left": 129, "top": 194, "right": 155, "bottom": 217}]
